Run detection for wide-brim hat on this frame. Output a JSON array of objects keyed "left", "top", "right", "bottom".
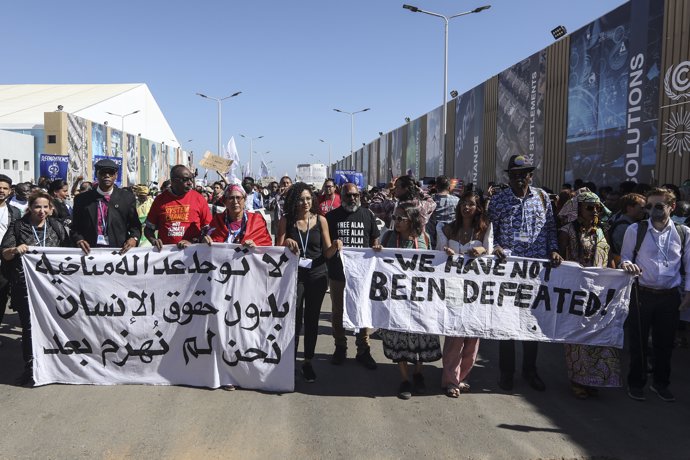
[{"left": 505, "top": 154, "right": 535, "bottom": 173}]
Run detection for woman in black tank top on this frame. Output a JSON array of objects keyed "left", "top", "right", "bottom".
[{"left": 277, "top": 183, "right": 341, "bottom": 383}]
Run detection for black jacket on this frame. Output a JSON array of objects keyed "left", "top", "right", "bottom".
[{"left": 70, "top": 188, "right": 141, "bottom": 248}]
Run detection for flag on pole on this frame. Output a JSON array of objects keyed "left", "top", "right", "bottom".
[
  {"left": 225, "top": 137, "right": 241, "bottom": 184},
  {"left": 260, "top": 160, "right": 269, "bottom": 178}
]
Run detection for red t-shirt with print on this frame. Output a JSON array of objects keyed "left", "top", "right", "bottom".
[{"left": 146, "top": 190, "right": 212, "bottom": 245}]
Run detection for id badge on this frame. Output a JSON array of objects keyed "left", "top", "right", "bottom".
[
  {"left": 299, "top": 257, "right": 313, "bottom": 269},
  {"left": 659, "top": 260, "right": 675, "bottom": 277},
  {"left": 96, "top": 234, "right": 109, "bottom": 246},
  {"left": 514, "top": 231, "right": 530, "bottom": 243}
]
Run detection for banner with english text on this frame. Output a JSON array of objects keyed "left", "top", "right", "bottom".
[
  {"left": 23, "top": 245, "right": 297, "bottom": 392},
  {"left": 342, "top": 248, "right": 632, "bottom": 347}
]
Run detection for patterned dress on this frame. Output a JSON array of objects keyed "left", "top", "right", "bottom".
[
  {"left": 560, "top": 222, "right": 622, "bottom": 387},
  {"left": 378, "top": 231, "right": 443, "bottom": 364}
]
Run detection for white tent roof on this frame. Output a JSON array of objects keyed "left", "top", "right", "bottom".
[{"left": 0, "top": 84, "right": 179, "bottom": 147}]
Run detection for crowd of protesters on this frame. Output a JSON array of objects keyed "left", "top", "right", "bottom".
[{"left": 1, "top": 155, "right": 689, "bottom": 404}]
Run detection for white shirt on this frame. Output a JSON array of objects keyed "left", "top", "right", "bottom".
[
  {"left": 435, "top": 221, "right": 494, "bottom": 255},
  {"left": 621, "top": 218, "right": 690, "bottom": 291},
  {"left": 0, "top": 203, "right": 9, "bottom": 242},
  {"left": 9, "top": 197, "right": 27, "bottom": 214}
]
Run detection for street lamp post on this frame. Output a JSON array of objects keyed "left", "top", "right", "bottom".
[
  {"left": 333, "top": 108, "right": 370, "bottom": 154},
  {"left": 402, "top": 4, "right": 490, "bottom": 157},
  {"left": 240, "top": 134, "right": 264, "bottom": 178},
  {"left": 319, "top": 139, "right": 332, "bottom": 177},
  {"left": 196, "top": 91, "right": 242, "bottom": 157},
  {"left": 105, "top": 110, "right": 140, "bottom": 154}
]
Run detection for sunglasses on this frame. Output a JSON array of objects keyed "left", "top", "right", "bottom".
[
  {"left": 393, "top": 215, "right": 409, "bottom": 222},
  {"left": 644, "top": 203, "right": 667, "bottom": 210}
]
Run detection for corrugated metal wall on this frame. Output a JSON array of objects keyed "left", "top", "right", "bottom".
[
  {"left": 481, "top": 76, "right": 498, "bottom": 190},
  {"left": 656, "top": 0, "right": 690, "bottom": 186},
  {"left": 542, "top": 36, "right": 571, "bottom": 192}
]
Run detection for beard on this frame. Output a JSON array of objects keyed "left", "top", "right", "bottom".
[{"left": 342, "top": 203, "right": 359, "bottom": 213}]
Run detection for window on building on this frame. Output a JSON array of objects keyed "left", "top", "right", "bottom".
[
  {"left": 3, "top": 159, "right": 9, "bottom": 170},
  {"left": 47, "top": 135, "right": 57, "bottom": 144},
  {"left": 24, "top": 161, "right": 30, "bottom": 171},
  {"left": 12, "top": 160, "right": 18, "bottom": 170}
]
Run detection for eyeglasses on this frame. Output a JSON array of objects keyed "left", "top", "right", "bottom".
[
  {"left": 393, "top": 215, "right": 409, "bottom": 222},
  {"left": 173, "top": 176, "right": 194, "bottom": 183},
  {"left": 645, "top": 203, "right": 668, "bottom": 210},
  {"left": 98, "top": 169, "right": 117, "bottom": 177},
  {"left": 584, "top": 204, "right": 602, "bottom": 212},
  {"left": 508, "top": 172, "right": 530, "bottom": 179},
  {"left": 226, "top": 196, "right": 244, "bottom": 202},
  {"left": 344, "top": 193, "right": 360, "bottom": 198}
]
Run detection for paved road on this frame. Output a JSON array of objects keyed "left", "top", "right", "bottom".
[{"left": 1, "top": 295, "right": 689, "bottom": 459}]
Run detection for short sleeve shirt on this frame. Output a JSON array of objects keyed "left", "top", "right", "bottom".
[
  {"left": 146, "top": 190, "right": 211, "bottom": 245},
  {"left": 326, "top": 206, "right": 381, "bottom": 281}
]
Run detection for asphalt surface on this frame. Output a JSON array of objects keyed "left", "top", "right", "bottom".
[{"left": 1, "top": 295, "right": 689, "bottom": 460}]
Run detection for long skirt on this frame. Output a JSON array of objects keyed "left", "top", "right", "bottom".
[
  {"left": 379, "top": 330, "right": 442, "bottom": 364},
  {"left": 565, "top": 344, "right": 621, "bottom": 387}
]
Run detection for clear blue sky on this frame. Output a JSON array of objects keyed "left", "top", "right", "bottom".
[{"left": 2, "top": 0, "right": 626, "bottom": 178}]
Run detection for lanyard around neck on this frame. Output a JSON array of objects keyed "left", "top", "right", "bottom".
[
  {"left": 98, "top": 199, "right": 108, "bottom": 235},
  {"left": 397, "top": 233, "right": 418, "bottom": 249},
  {"left": 32, "top": 223, "right": 47, "bottom": 247},
  {"left": 297, "top": 215, "right": 312, "bottom": 257},
  {"left": 226, "top": 211, "right": 248, "bottom": 243}
]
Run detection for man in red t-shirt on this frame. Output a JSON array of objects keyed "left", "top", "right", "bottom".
[
  {"left": 145, "top": 165, "right": 211, "bottom": 249},
  {"left": 317, "top": 178, "right": 340, "bottom": 216}
]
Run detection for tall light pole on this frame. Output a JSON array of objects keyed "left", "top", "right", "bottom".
[
  {"left": 105, "top": 110, "right": 140, "bottom": 154},
  {"left": 402, "top": 4, "right": 490, "bottom": 157},
  {"left": 333, "top": 107, "right": 370, "bottom": 154},
  {"left": 319, "top": 139, "right": 332, "bottom": 177},
  {"left": 240, "top": 134, "right": 264, "bottom": 178},
  {"left": 196, "top": 91, "right": 242, "bottom": 157}
]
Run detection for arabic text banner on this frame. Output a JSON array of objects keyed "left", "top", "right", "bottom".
[
  {"left": 342, "top": 248, "right": 632, "bottom": 347},
  {"left": 23, "top": 245, "right": 297, "bottom": 392}
]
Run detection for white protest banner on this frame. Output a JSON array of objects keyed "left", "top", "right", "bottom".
[
  {"left": 23, "top": 245, "right": 297, "bottom": 392},
  {"left": 342, "top": 248, "right": 633, "bottom": 348}
]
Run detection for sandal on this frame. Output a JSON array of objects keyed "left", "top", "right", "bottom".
[
  {"left": 459, "top": 382, "right": 471, "bottom": 393},
  {"left": 445, "top": 384, "right": 461, "bottom": 398}
]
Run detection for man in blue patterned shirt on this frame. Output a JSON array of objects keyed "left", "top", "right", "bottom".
[{"left": 488, "top": 155, "right": 562, "bottom": 393}]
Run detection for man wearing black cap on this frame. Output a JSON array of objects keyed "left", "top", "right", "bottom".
[
  {"left": 487, "top": 154, "right": 562, "bottom": 392},
  {"left": 71, "top": 159, "right": 140, "bottom": 254}
]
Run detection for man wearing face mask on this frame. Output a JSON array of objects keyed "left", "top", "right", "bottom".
[
  {"left": 488, "top": 155, "right": 562, "bottom": 393},
  {"left": 326, "top": 183, "right": 381, "bottom": 369},
  {"left": 620, "top": 188, "right": 690, "bottom": 402}
]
